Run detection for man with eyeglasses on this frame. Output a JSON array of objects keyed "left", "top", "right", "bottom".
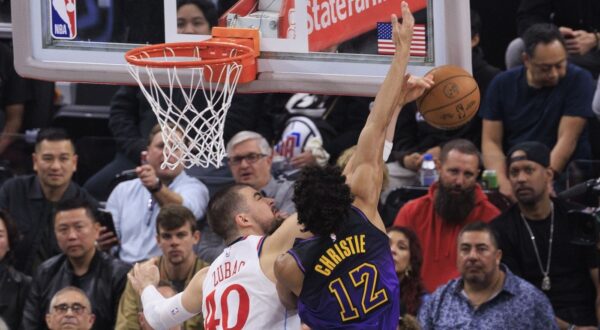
[
  {"left": 480, "top": 23, "right": 595, "bottom": 202},
  {"left": 45, "top": 286, "right": 95, "bottom": 330},
  {"left": 21, "top": 198, "right": 130, "bottom": 330},
  {"left": 195, "top": 130, "right": 296, "bottom": 262},
  {"left": 104, "top": 124, "right": 210, "bottom": 263},
  {"left": 227, "top": 130, "right": 296, "bottom": 215}
]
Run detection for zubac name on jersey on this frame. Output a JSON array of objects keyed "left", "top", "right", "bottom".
[{"left": 315, "top": 234, "right": 366, "bottom": 276}]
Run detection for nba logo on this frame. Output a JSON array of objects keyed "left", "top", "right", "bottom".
[{"left": 50, "top": 0, "right": 77, "bottom": 40}]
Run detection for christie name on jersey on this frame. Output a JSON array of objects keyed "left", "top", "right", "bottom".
[{"left": 315, "top": 234, "right": 366, "bottom": 276}]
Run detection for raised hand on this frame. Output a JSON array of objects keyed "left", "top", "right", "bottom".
[
  {"left": 128, "top": 260, "right": 160, "bottom": 296},
  {"left": 392, "top": 2, "right": 415, "bottom": 54}
]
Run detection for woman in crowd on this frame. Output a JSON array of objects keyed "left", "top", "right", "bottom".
[
  {"left": 388, "top": 226, "right": 427, "bottom": 330},
  {"left": 0, "top": 210, "right": 31, "bottom": 329}
]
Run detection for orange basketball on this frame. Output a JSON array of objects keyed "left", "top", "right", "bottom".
[{"left": 416, "top": 65, "right": 480, "bottom": 130}]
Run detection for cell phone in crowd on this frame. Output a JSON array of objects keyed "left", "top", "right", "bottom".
[{"left": 96, "top": 208, "right": 117, "bottom": 235}]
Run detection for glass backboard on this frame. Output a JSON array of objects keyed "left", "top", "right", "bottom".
[{"left": 11, "top": 0, "right": 472, "bottom": 96}]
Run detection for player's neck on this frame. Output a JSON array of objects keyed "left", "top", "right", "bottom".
[
  {"left": 519, "top": 197, "right": 552, "bottom": 220},
  {"left": 165, "top": 256, "right": 196, "bottom": 281}
]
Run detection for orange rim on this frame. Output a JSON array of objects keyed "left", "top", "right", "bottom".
[{"left": 125, "top": 41, "right": 255, "bottom": 68}]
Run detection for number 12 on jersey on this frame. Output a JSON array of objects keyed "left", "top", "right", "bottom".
[{"left": 328, "top": 262, "right": 389, "bottom": 322}]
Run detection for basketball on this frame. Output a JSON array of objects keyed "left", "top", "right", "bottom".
[{"left": 416, "top": 65, "right": 480, "bottom": 130}]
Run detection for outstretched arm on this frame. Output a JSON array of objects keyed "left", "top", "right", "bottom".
[{"left": 344, "top": 3, "right": 415, "bottom": 223}]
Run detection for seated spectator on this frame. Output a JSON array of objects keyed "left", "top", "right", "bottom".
[
  {"left": 418, "top": 222, "right": 558, "bottom": 329},
  {"left": 0, "top": 127, "right": 98, "bottom": 275},
  {"left": 83, "top": 0, "right": 218, "bottom": 201},
  {"left": 388, "top": 226, "right": 427, "bottom": 330},
  {"left": 21, "top": 198, "right": 130, "bottom": 330},
  {"left": 481, "top": 23, "right": 594, "bottom": 200},
  {"left": 515, "top": 0, "right": 600, "bottom": 79},
  {"left": 0, "top": 41, "right": 26, "bottom": 159},
  {"left": 45, "top": 286, "right": 96, "bottom": 330},
  {"left": 104, "top": 124, "right": 209, "bottom": 263},
  {"left": 491, "top": 141, "right": 600, "bottom": 328},
  {"left": 0, "top": 210, "right": 31, "bottom": 330},
  {"left": 393, "top": 139, "right": 500, "bottom": 292},
  {"left": 195, "top": 131, "right": 295, "bottom": 262},
  {"left": 138, "top": 282, "right": 181, "bottom": 330},
  {"left": 116, "top": 204, "right": 209, "bottom": 329}
]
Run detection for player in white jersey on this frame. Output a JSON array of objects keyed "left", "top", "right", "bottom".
[
  {"left": 129, "top": 184, "right": 308, "bottom": 330},
  {"left": 202, "top": 235, "right": 299, "bottom": 329}
]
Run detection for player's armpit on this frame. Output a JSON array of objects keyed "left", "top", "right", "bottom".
[{"left": 274, "top": 253, "right": 304, "bottom": 309}]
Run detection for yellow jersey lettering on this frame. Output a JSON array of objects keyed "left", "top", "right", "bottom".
[
  {"left": 339, "top": 239, "right": 352, "bottom": 257},
  {"left": 315, "top": 264, "right": 332, "bottom": 276}
]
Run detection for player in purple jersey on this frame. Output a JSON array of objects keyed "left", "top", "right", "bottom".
[{"left": 274, "top": 2, "right": 433, "bottom": 329}]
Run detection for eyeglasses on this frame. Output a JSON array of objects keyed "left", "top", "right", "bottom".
[
  {"left": 227, "top": 153, "right": 267, "bottom": 166},
  {"left": 52, "top": 303, "right": 87, "bottom": 315}
]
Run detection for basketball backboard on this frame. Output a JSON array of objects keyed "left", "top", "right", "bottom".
[{"left": 11, "top": 0, "right": 472, "bottom": 96}]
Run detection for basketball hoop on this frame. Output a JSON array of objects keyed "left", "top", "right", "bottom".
[{"left": 125, "top": 28, "right": 259, "bottom": 169}]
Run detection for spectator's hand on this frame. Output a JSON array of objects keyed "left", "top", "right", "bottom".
[
  {"left": 96, "top": 226, "right": 118, "bottom": 251},
  {"left": 136, "top": 163, "right": 160, "bottom": 191},
  {"left": 403, "top": 153, "right": 423, "bottom": 171},
  {"left": 560, "top": 26, "right": 597, "bottom": 55},
  {"left": 290, "top": 151, "right": 318, "bottom": 168},
  {"left": 128, "top": 260, "right": 160, "bottom": 295},
  {"left": 498, "top": 177, "right": 516, "bottom": 203},
  {"left": 425, "top": 146, "right": 441, "bottom": 160}
]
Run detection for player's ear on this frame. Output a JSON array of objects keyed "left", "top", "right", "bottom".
[{"left": 234, "top": 213, "right": 251, "bottom": 228}]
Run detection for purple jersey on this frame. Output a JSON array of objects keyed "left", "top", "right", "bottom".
[{"left": 288, "top": 206, "right": 400, "bottom": 329}]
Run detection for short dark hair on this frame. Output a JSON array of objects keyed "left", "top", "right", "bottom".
[
  {"left": 458, "top": 221, "right": 499, "bottom": 249},
  {"left": 293, "top": 165, "right": 354, "bottom": 237},
  {"left": 0, "top": 209, "right": 20, "bottom": 263},
  {"left": 35, "top": 127, "right": 74, "bottom": 151},
  {"left": 177, "top": 0, "right": 218, "bottom": 29},
  {"left": 156, "top": 204, "right": 197, "bottom": 233},
  {"left": 54, "top": 198, "right": 98, "bottom": 224},
  {"left": 522, "top": 23, "right": 566, "bottom": 57},
  {"left": 470, "top": 10, "right": 481, "bottom": 38},
  {"left": 207, "top": 184, "right": 249, "bottom": 240},
  {"left": 439, "top": 139, "right": 482, "bottom": 168}
]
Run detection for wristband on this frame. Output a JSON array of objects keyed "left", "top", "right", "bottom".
[{"left": 148, "top": 179, "right": 162, "bottom": 194}]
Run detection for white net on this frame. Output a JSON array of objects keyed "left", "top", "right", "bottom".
[{"left": 126, "top": 44, "right": 244, "bottom": 169}]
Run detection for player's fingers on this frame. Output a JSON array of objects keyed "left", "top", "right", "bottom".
[{"left": 400, "top": 1, "right": 414, "bottom": 27}]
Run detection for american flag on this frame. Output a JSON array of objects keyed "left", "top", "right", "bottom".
[{"left": 377, "top": 22, "right": 426, "bottom": 56}]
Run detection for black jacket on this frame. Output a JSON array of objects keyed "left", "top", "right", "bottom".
[
  {"left": 21, "top": 251, "right": 130, "bottom": 330},
  {"left": 0, "top": 175, "right": 99, "bottom": 275},
  {"left": 0, "top": 263, "right": 31, "bottom": 330}
]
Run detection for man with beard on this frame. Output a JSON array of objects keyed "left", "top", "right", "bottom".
[
  {"left": 491, "top": 141, "right": 600, "bottom": 329},
  {"left": 418, "top": 222, "right": 557, "bottom": 329},
  {"left": 394, "top": 139, "right": 500, "bottom": 292},
  {"left": 116, "top": 204, "right": 209, "bottom": 329}
]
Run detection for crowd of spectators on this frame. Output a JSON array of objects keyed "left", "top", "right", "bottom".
[{"left": 0, "top": 0, "right": 600, "bottom": 329}]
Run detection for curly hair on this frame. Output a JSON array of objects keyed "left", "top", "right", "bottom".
[
  {"left": 388, "top": 226, "right": 427, "bottom": 316},
  {"left": 293, "top": 165, "right": 354, "bottom": 237}
]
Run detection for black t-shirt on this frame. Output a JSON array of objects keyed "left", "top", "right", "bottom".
[{"left": 491, "top": 198, "right": 598, "bottom": 325}]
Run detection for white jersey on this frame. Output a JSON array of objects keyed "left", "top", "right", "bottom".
[{"left": 202, "top": 235, "right": 300, "bottom": 330}]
